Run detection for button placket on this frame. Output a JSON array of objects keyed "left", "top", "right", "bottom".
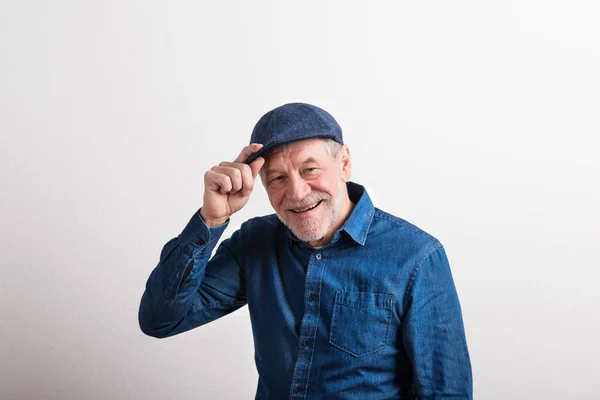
[{"left": 289, "top": 251, "right": 327, "bottom": 398}]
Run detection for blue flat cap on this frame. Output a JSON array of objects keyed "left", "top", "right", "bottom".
[{"left": 246, "top": 102, "right": 343, "bottom": 164}]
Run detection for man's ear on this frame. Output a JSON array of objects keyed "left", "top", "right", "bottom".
[{"left": 340, "top": 144, "right": 352, "bottom": 182}]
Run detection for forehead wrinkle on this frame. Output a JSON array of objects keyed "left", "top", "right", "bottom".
[
  {"left": 264, "top": 156, "right": 324, "bottom": 175},
  {"left": 263, "top": 143, "right": 326, "bottom": 175}
]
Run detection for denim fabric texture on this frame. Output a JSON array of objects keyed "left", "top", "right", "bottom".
[
  {"left": 246, "top": 103, "right": 343, "bottom": 164},
  {"left": 139, "top": 182, "right": 473, "bottom": 399}
]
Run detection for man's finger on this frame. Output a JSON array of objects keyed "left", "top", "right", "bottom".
[
  {"left": 234, "top": 143, "right": 264, "bottom": 164},
  {"left": 219, "top": 162, "right": 254, "bottom": 195},
  {"left": 205, "top": 170, "right": 233, "bottom": 194},
  {"left": 211, "top": 166, "right": 243, "bottom": 194}
]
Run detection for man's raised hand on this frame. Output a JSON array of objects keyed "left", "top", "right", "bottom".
[{"left": 200, "top": 143, "right": 265, "bottom": 227}]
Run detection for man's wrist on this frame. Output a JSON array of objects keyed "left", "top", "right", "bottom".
[{"left": 198, "top": 208, "right": 229, "bottom": 228}]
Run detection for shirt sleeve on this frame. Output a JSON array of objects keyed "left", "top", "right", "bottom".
[
  {"left": 138, "top": 209, "right": 248, "bottom": 338},
  {"left": 402, "top": 243, "right": 473, "bottom": 399}
]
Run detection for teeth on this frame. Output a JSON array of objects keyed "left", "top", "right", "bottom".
[{"left": 292, "top": 201, "right": 320, "bottom": 213}]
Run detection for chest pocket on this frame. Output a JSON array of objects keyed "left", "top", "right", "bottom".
[{"left": 329, "top": 290, "right": 394, "bottom": 358}]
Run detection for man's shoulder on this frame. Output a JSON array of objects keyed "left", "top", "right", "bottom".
[
  {"left": 370, "top": 207, "right": 442, "bottom": 249},
  {"left": 239, "top": 213, "right": 282, "bottom": 234},
  {"left": 222, "top": 214, "right": 282, "bottom": 252}
]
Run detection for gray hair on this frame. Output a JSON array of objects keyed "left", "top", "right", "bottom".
[{"left": 321, "top": 137, "right": 343, "bottom": 159}]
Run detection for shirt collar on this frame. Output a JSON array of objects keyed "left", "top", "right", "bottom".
[
  {"left": 340, "top": 181, "right": 374, "bottom": 246},
  {"left": 286, "top": 181, "right": 375, "bottom": 247}
]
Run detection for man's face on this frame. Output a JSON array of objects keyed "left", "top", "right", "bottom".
[{"left": 260, "top": 138, "right": 352, "bottom": 246}]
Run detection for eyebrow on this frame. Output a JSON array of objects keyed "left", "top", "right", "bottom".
[{"left": 264, "top": 157, "right": 320, "bottom": 176}]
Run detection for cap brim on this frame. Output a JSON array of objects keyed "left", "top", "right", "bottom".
[
  {"left": 246, "top": 149, "right": 267, "bottom": 164},
  {"left": 245, "top": 134, "right": 339, "bottom": 164}
]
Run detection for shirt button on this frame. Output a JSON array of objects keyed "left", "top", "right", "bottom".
[
  {"left": 303, "top": 339, "right": 312, "bottom": 347},
  {"left": 294, "top": 385, "right": 304, "bottom": 393},
  {"left": 308, "top": 293, "right": 318, "bottom": 301},
  {"left": 315, "top": 253, "right": 322, "bottom": 260}
]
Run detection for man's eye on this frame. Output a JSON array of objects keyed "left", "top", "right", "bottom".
[
  {"left": 305, "top": 168, "right": 318, "bottom": 173},
  {"left": 271, "top": 176, "right": 284, "bottom": 182}
]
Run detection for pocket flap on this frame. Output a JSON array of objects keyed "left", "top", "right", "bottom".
[{"left": 334, "top": 291, "right": 394, "bottom": 309}]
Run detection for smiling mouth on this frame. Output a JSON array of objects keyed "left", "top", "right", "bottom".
[{"left": 290, "top": 200, "right": 323, "bottom": 213}]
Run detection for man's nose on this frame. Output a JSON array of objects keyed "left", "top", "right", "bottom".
[{"left": 286, "top": 176, "right": 311, "bottom": 203}]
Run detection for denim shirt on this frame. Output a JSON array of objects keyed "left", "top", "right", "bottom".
[{"left": 139, "top": 181, "right": 472, "bottom": 399}]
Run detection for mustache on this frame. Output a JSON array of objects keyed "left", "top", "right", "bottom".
[{"left": 283, "top": 192, "right": 331, "bottom": 210}]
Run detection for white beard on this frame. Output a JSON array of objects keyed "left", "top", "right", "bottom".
[{"left": 277, "top": 181, "right": 346, "bottom": 244}]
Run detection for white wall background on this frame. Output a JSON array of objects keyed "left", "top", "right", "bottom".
[{"left": 1, "top": 1, "right": 598, "bottom": 399}]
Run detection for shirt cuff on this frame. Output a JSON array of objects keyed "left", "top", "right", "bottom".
[{"left": 179, "top": 209, "right": 230, "bottom": 255}]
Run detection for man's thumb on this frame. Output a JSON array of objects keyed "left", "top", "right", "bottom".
[{"left": 249, "top": 157, "right": 265, "bottom": 178}]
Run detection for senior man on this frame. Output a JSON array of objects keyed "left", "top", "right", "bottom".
[{"left": 139, "top": 102, "right": 473, "bottom": 399}]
